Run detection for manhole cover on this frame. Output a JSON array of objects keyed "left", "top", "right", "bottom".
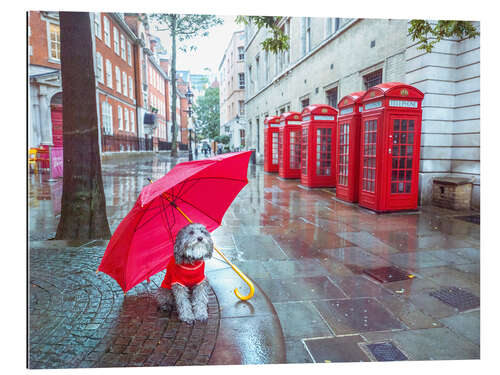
[
  {"left": 429, "top": 287, "right": 480, "bottom": 311},
  {"left": 455, "top": 215, "right": 480, "bottom": 225},
  {"left": 366, "top": 342, "right": 408, "bottom": 361},
  {"left": 363, "top": 266, "right": 414, "bottom": 283}
]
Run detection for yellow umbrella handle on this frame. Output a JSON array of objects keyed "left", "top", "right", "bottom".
[
  {"left": 213, "top": 246, "right": 255, "bottom": 301},
  {"left": 148, "top": 178, "right": 255, "bottom": 301}
]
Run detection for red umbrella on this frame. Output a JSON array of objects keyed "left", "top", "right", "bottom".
[{"left": 97, "top": 151, "right": 254, "bottom": 297}]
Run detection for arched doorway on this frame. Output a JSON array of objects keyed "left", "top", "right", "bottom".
[
  {"left": 49, "top": 92, "right": 64, "bottom": 178},
  {"left": 50, "top": 92, "right": 63, "bottom": 147}
]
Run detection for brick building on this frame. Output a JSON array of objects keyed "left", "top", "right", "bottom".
[
  {"left": 28, "top": 12, "right": 185, "bottom": 160},
  {"left": 28, "top": 11, "right": 62, "bottom": 150},
  {"left": 94, "top": 12, "right": 138, "bottom": 152}
]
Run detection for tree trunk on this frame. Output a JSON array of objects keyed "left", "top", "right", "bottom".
[
  {"left": 55, "top": 12, "right": 111, "bottom": 240},
  {"left": 170, "top": 15, "right": 178, "bottom": 157}
]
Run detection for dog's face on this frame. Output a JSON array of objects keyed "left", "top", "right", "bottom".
[{"left": 174, "top": 223, "right": 214, "bottom": 264}]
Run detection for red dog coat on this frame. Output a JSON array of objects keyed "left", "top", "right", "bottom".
[{"left": 161, "top": 257, "right": 206, "bottom": 289}]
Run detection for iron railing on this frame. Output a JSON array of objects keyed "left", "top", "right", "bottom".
[{"left": 101, "top": 134, "right": 154, "bottom": 152}]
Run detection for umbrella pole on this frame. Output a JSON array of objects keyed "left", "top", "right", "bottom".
[{"left": 148, "top": 179, "right": 255, "bottom": 301}]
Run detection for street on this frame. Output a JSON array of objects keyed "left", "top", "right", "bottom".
[{"left": 28, "top": 153, "right": 480, "bottom": 368}]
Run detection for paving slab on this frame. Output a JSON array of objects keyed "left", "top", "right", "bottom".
[
  {"left": 273, "top": 301, "right": 333, "bottom": 341},
  {"left": 254, "top": 276, "right": 347, "bottom": 303},
  {"left": 440, "top": 310, "right": 480, "bottom": 345},
  {"left": 304, "top": 335, "right": 371, "bottom": 363},
  {"left": 313, "top": 298, "right": 405, "bottom": 335},
  {"left": 361, "top": 327, "right": 479, "bottom": 360}
]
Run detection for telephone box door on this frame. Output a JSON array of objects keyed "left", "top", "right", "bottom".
[
  {"left": 359, "top": 116, "right": 379, "bottom": 209},
  {"left": 386, "top": 115, "right": 421, "bottom": 209}
]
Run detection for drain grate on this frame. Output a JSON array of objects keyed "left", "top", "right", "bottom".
[
  {"left": 363, "top": 266, "right": 414, "bottom": 283},
  {"left": 455, "top": 215, "right": 480, "bottom": 225},
  {"left": 366, "top": 342, "right": 408, "bottom": 361},
  {"left": 429, "top": 287, "right": 480, "bottom": 311}
]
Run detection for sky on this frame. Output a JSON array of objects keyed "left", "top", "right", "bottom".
[{"left": 152, "top": 15, "right": 242, "bottom": 82}]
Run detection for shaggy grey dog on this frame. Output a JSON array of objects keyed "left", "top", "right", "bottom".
[{"left": 156, "top": 223, "right": 214, "bottom": 324}]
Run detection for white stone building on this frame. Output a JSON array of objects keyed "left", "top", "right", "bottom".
[
  {"left": 219, "top": 30, "right": 247, "bottom": 151},
  {"left": 243, "top": 17, "right": 480, "bottom": 208}
]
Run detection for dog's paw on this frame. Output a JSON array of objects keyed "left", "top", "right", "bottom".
[
  {"left": 157, "top": 303, "right": 173, "bottom": 313},
  {"left": 178, "top": 310, "right": 195, "bottom": 325},
  {"left": 193, "top": 305, "right": 208, "bottom": 321},
  {"left": 194, "top": 310, "right": 208, "bottom": 321}
]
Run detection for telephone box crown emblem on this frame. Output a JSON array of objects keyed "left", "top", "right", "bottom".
[
  {"left": 370, "top": 91, "right": 375, "bottom": 98},
  {"left": 344, "top": 99, "right": 348, "bottom": 105},
  {"left": 321, "top": 108, "right": 328, "bottom": 113},
  {"left": 401, "top": 88, "right": 409, "bottom": 96},
  {"left": 294, "top": 115, "right": 299, "bottom": 119}
]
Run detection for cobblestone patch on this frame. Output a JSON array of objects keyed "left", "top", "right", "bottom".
[
  {"left": 29, "top": 244, "right": 220, "bottom": 369},
  {"left": 29, "top": 231, "right": 56, "bottom": 241}
]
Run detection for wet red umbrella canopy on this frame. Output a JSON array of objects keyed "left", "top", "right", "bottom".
[{"left": 97, "top": 151, "right": 253, "bottom": 294}]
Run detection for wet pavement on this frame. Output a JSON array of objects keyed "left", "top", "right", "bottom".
[{"left": 28, "top": 152, "right": 480, "bottom": 368}]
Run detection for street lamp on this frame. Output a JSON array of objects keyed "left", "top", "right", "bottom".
[{"left": 185, "top": 87, "right": 195, "bottom": 160}]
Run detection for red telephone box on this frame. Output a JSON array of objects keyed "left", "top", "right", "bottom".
[
  {"left": 358, "top": 82, "right": 424, "bottom": 212},
  {"left": 278, "top": 112, "right": 302, "bottom": 179},
  {"left": 300, "top": 105, "right": 338, "bottom": 188},
  {"left": 336, "top": 91, "right": 365, "bottom": 202},
  {"left": 264, "top": 116, "right": 281, "bottom": 173}
]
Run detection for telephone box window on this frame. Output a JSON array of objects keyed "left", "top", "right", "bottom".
[
  {"left": 390, "top": 119, "right": 415, "bottom": 194},
  {"left": 272, "top": 132, "right": 279, "bottom": 165},
  {"left": 316, "top": 128, "right": 332, "bottom": 176},
  {"left": 338, "top": 123, "right": 350, "bottom": 186},
  {"left": 301, "top": 128, "right": 308, "bottom": 175},
  {"left": 362, "top": 119, "right": 377, "bottom": 193},
  {"left": 290, "top": 131, "right": 301, "bottom": 169}
]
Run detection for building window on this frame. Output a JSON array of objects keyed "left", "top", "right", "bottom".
[
  {"left": 129, "top": 76, "right": 134, "bottom": 98},
  {"left": 306, "top": 17, "right": 311, "bottom": 52},
  {"left": 124, "top": 108, "right": 129, "bottom": 131},
  {"left": 122, "top": 72, "right": 128, "bottom": 96},
  {"left": 363, "top": 69, "right": 383, "bottom": 90},
  {"left": 106, "top": 60, "right": 113, "bottom": 88},
  {"left": 118, "top": 105, "right": 123, "bottom": 130},
  {"left": 326, "top": 18, "right": 333, "bottom": 36},
  {"left": 48, "top": 23, "right": 60, "bottom": 61},
  {"left": 326, "top": 87, "right": 338, "bottom": 108},
  {"left": 238, "top": 46, "right": 244, "bottom": 60},
  {"left": 120, "top": 34, "right": 126, "bottom": 60},
  {"left": 303, "top": 17, "right": 311, "bottom": 55},
  {"left": 95, "top": 53, "right": 104, "bottom": 83},
  {"left": 301, "top": 97, "right": 310, "bottom": 109},
  {"left": 127, "top": 41, "right": 132, "bottom": 65},
  {"left": 239, "top": 100, "right": 245, "bottom": 116},
  {"left": 115, "top": 66, "right": 121, "bottom": 93},
  {"left": 130, "top": 110, "right": 135, "bottom": 133},
  {"left": 113, "top": 27, "right": 119, "bottom": 54},
  {"left": 265, "top": 50, "right": 270, "bottom": 83},
  {"left": 103, "top": 16, "right": 110, "bottom": 46},
  {"left": 248, "top": 65, "right": 252, "bottom": 94},
  {"left": 102, "top": 102, "right": 113, "bottom": 135},
  {"left": 335, "top": 18, "right": 341, "bottom": 32},
  {"left": 277, "top": 19, "right": 290, "bottom": 74},
  {"left": 255, "top": 55, "right": 260, "bottom": 90},
  {"left": 94, "top": 13, "right": 101, "bottom": 39}
]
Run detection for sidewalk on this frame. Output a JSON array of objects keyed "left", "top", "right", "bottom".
[{"left": 28, "top": 153, "right": 480, "bottom": 368}]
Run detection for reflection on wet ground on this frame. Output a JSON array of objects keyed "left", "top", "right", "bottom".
[{"left": 29, "top": 153, "right": 480, "bottom": 364}]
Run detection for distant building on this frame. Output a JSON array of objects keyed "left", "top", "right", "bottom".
[
  {"left": 219, "top": 30, "right": 246, "bottom": 151},
  {"left": 243, "top": 18, "right": 480, "bottom": 208}
]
